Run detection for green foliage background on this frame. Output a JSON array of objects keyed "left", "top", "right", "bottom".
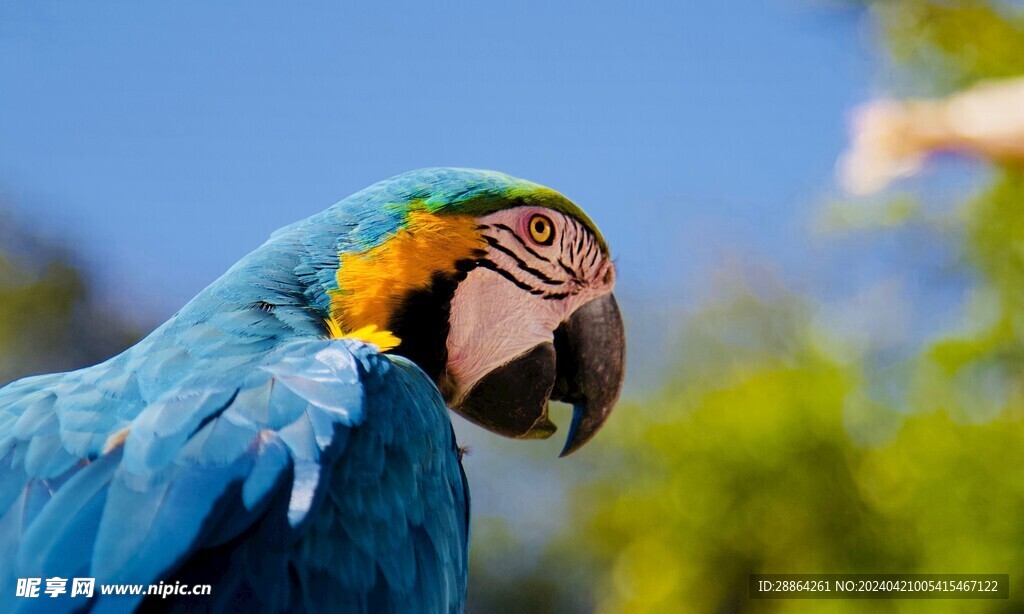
[{"left": 0, "top": 216, "right": 137, "bottom": 384}]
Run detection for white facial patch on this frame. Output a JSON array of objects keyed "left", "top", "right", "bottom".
[{"left": 445, "top": 207, "right": 614, "bottom": 404}]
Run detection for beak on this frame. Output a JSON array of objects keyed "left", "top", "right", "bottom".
[
  {"left": 551, "top": 293, "right": 626, "bottom": 456},
  {"left": 452, "top": 293, "right": 626, "bottom": 456}
]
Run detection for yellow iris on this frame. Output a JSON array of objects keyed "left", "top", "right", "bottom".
[{"left": 529, "top": 214, "right": 554, "bottom": 245}]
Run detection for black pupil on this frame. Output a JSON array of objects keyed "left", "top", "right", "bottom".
[{"left": 534, "top": 220, "right": 544, "bottom": 232}]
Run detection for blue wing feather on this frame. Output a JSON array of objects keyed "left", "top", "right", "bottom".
[{"left": 0, "top": 337, "right": 468, "bottom": 613}]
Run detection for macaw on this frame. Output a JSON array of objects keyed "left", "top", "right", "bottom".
[{"left": 0, "top": 168, "right": 624, "bottom": 613}]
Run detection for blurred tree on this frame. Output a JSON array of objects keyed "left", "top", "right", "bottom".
[
  {"left": 869, "top": 0, "right": 1024, "bottom": 92},
  {"left": 0, "top": 212, "right": 139, "bottom": 386},
  {"left": 563, "top": 286, "right": 1024, "bottom": 613}
]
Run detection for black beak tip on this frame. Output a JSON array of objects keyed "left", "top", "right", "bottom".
[
  {"left": 557, "top": 396, "right": 620, "bottom": 457},
  {"left": 559, "top": 425, "right": 584, "bottom": 457}
]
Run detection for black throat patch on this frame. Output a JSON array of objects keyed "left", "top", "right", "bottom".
[{"left": 387, "top": 258, "right": 478, "bottom": 385}]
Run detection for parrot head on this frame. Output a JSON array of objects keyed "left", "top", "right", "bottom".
[{"left": 321, "top": 168, "right": 625, "bottom": 456}]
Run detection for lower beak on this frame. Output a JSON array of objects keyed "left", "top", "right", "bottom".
[{"left": 452, "top": 293, "right": 626, "bottom": 456}]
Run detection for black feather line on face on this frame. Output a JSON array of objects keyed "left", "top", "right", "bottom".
[
  {"left": 477, "top": 259, "right": 546, "bottom": 295},
  {"left": 491, "top": 223, "right": 552, "bottom": 263},
  {"left": 478, "top": 256, "right": 578, "bottom": 301},
  {"left": 558, "top": 217, "right": 568, "bottom": 257},
  {"left": 556, "top": 257, "right": 580, "bottom": 282},
  {"left": 573, "top": 220, "right": 586, "bottom": 266},
  {"left": 541, "top": 291, "right": 572, "bottom": 300},
  {"left": 586, "top": 237, "right": 601, "bottom": 269},
  {"left": 481, "top": 235, "right": 567, "bottom": 286}
]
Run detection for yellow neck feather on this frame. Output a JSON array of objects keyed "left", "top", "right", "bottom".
[{"left": 326, "top": 210, "right": 485, "bottom": 351}]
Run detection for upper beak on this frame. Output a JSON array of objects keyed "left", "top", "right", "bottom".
[
  {"left": 551, "top": 293, "right": 626, "bottom": 456},
  {"left": 452, "top": 293, "right": 626, "bottom": 456}
]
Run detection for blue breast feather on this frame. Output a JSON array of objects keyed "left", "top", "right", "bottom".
[{"left": 0, "top": 169, "right": 518, "bottom": 612}]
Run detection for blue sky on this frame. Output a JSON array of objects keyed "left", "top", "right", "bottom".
[{"left": 1, "top": 1, "right": 870, "bottom": 326}]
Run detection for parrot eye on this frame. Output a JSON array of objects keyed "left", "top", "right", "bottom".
[{"left": 528, "top": 214, "right": 554, "bottom": 246}]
